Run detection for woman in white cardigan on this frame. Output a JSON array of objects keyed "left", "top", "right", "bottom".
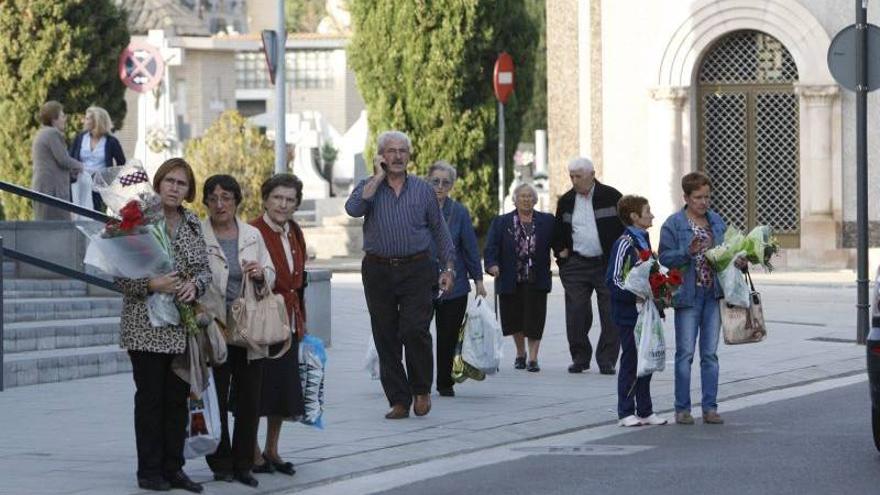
[{"left": 199, "top": 174, "right": 276, "bottom": 487}]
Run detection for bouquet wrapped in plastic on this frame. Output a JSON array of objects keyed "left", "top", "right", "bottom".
[
  {"left": 704, "top": 225, "right": 779, "bottom": 308},
  {"left": 80, "top": 163, "right": 198, "bottom": 332},
  {"left": 623, "top": 254, "right": 679, "bottom": 377}
]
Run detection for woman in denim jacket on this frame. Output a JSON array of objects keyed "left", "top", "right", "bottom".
[{"left": 658, "top": 172, "right": 727, "bottom": 426}]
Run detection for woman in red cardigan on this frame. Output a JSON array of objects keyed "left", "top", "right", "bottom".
[{"left": 250, "top": 174, "right": 307, "bottom": 476}]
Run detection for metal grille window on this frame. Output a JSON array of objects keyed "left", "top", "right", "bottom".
[
  {"left": 698, "top": 30, "right": 800, "bottom": 247},
  {"left": 235, "top": 51, "right": 335, "bottom": 90},
  {"left": 286, "top": 50, "right": 335, "bottom": 89}
]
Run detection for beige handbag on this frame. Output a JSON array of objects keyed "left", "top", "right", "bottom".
[
  {"left": 227, "top": 276, "right": 292, "bottom": 356},
  {"left": 720, "top": 269, "right": 767, "bottom": 345}
]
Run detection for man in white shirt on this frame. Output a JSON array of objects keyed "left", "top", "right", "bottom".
[{"left": 554, "top": 158, "right": 624, "bottom": 374}]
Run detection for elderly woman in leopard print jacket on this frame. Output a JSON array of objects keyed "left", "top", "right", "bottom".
[{"left": 115, "top": 158, "right": 211, "bottom": 494}]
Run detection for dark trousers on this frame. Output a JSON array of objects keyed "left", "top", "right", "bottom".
[
  {"left": 559, "top": 255, "right": 619, "bottom": 369},
  {"left": 617, "top": 324, "right": 653, "bottom": 418},
  {"left": 206, "top": 346, "right": 263, "bottom": 473},
  {"left": 362, "top": 256, "right": 435, "bottom": 407},
  {"left": 434, "top": 295, "right": 468, "bottom": 392},
  {"left": 129, "top": 350, "right": 190, "bottom": 480}
]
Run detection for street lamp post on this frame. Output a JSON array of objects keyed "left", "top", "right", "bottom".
[
  {"left": 856, "top": 0, "right": 869, "bottom": 344},
  {"left": 274, "top": 0, "right": 287, "bottom": 174}
]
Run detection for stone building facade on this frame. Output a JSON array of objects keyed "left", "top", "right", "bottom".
[{"left": 546, "top": 0, "right": 880, "bottom": 269}]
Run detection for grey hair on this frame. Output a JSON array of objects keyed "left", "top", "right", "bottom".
[
  {"left": 428, "top": 160, "right": 457, "bottom": 182},
  {"left": 377, "top": 130, "right": 412, "bottom": 154},
  {"left": 567, "top": 157, "right": 595, "bottom": 173},
  {"left": 513, "top": 182, "right": 538, "bottom": 200}
]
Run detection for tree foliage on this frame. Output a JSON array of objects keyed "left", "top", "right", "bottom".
[
  {"left": 348, "top": 0, "right": 539, "bottom": 233},
  {"left": 286, "top": 0, "right": 327, "bottom": 33},
  {"left": 520, "top": 1, "right": 547, "bottom": 141},
  {"left": 0, "top": 0, "right": 130, "bottom": 220},
  {"left": 184, "top": 111, "right": 274, "bottom": 221}
]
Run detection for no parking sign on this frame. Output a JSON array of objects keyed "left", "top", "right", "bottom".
[{"left": 118, "top": 42, "right": 165, "bottom": 93}]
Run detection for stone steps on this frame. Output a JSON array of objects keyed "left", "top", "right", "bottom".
[
  {"left": 3, "top": 296, "right": 122, "bottom": 323},
  {"left": 4, "top": 317, "right": 120, "bottom": 353},
  {"left": 2, "top": 261, "right": 13, "bottom": 278},
  {"left": 2, "top": 279, "right": 89, "bottom": 298},
  {"left": 3, "top": 345, "right": 130, "bottom": 388}
]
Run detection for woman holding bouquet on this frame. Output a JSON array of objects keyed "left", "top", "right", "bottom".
[
  {"left": 659, "top": 171, "right": 733, "bottom": 426},
  {"left": 199, "top": 175, "right": 276, "bottom": 487},
  {"left": 250, "top": 174, "right": 307, "bottom": 476},
  {"left": 606, "top": 195, "right": 667, "bottom": 427},
  {"left": 116, "top": 158, "right": 211, "bottom": 493},
  {"left": 484, "top": 183, "right": 555, "bottom": 372}
]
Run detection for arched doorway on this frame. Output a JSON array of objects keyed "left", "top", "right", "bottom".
[{"left": 698, "top": 30, "right": 800, "bottom": 247}]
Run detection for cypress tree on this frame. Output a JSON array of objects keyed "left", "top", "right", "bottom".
[
  {"left": 348, "top": 0, "right": 538, "bottom": 233},
  {"left": 0, "top": 0, "right": 130, "bottom": 220}
]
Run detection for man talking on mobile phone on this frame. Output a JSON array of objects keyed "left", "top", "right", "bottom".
[{"left": 345, "top": 130, "right": 455, "bottom": 420}]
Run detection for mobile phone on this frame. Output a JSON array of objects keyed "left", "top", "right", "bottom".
[{"left": 380, "top": 160, "right": 388, "bottom": 171}]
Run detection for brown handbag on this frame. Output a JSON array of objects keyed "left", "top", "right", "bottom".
[
  {"left": 720, "top": 269, "right": 767, "bottom": 345},
  {"left": 227, "top": 276, "right": 292, "bottom": 356}
]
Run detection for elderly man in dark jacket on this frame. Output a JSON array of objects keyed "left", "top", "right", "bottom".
[{"left": 554, "top": 157, "right": 624, "bottom": 375}]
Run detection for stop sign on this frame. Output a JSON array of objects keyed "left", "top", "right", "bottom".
[{"left": 493, "top": 52, "right": 515, "bottom": 105}]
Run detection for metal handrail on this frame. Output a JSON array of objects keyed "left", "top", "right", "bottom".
[
  {"left": 0, "top": 180, "right": 113, "bottom": 223},
  {"left": 0, "top": 180, "right": 120, "bottom": 391}
]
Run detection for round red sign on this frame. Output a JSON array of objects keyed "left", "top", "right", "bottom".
[
  {"left": 493, "top": 52, "right": 515, "bottom": 105},
  {"left": 118, "top": 42, "right": 165, "bottom": 93}
]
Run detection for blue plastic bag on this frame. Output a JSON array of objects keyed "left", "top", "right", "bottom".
[{"left": 298, "top": 334, "right": 326, "bottom": 429}]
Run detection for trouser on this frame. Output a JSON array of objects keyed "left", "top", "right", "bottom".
[
  {"left": 674, "top": 285, "right": 721, "bottom": 413},
  {"left": 617, "top": 324, "right": 653, "bottom": 418},
  {"left": 362, "top": 256, "right": 435, "bottom": 407},
  {"left": 206, "top": 346, "right": 263, "bottom": 473},
  {"left": 434, "top": 295, "right": 468, "bottom": 392},
  {"left": 559, "top": 255, "right": 619, "bottom": 369},
  {"left": 129, "top": 350, "right": 190, "bottom": 480}
]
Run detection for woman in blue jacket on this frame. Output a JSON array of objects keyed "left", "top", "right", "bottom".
[
  {"left": 606, "top": 195, "right": 667, "bottom": 427},
  {"left": 69, "top": 106, "right": 126, "bottom": 212},
  {"left": 658, "top": 172, "right": 727, "bottom": 426},
  {"left": 428, "top": 161, "right": 487, "bottom": 397},
  {"left": 484, "top": 183, "right": 555, "bottom": 372}
]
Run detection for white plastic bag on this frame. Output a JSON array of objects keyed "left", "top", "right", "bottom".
[
  {"left": 364, "top": 334, "right": 380, "bottom": 380},
  {"left": 461, "top": 296, "right": 504, "bottom": 374},
  {"left": 299, "top": 335, "right": 326, "bottom": 428},
  {"left": 70, "top": 171, "right": 94, "bottom": 220},
  {"left": 635, "top": 300, "right": 666, "bottom": 377},
  {"left": 183, "top": 371, "right": 221, "bottom": 459},
  {"left": 718, "top": 263, "right": 750, "bottom": 308}
]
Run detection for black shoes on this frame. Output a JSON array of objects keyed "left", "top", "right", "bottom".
[
  {"left": 438, "top": 388, "right": 455, "bottom": 397},
  {"left": 212, "top": 471, "right": 234, "bottom": 482},
  {"left": 567, "top": 363, "right": 589, "bottom": 373},
  {"left": 137, "top": 477, "right": 171, "bottom": 491},
  {"left": 259, "top": 453, "right": 296, "bottom": 476},
  {"left": 234, "top": 470, "right": 259, "bottom": 487},
  {"left": 527, "top": 361, "right": 541, "bottom": 372},
  {"left": 253, "top": 456, "right": 275, "bottom": 474},
  {"left": 165, "top": 471, "right": 203, "bottom": 493},
  {"left": 514, "top": 356, "right": 527, "bottom": 369},
  {"left": 599, "top": 367, "right": 616, "bottom": 375}
]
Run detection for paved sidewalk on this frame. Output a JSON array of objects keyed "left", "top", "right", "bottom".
[{"left": 0, "top": 273, "right": 867, "bottom": 495}]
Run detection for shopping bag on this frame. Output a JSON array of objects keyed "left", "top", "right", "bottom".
[
  {"left": 635, "top": 300, "right": 666, "bottom": 377},
  {"left": 718, "top": 263, "right": 750, "bottom": 308},
  {"left": 364, "top": 334, "right": 380, "bottom": 380},
  {"left": 451, "top": 319, "right": 486, "bottom": 383},
  {"left": 298, "top": 334, "right": 326, "bottom": 429},
  {"left": 721, "top": 270, "right": 767, "bottom": 344},
  {"left": 70, "top": 171, "right": 94, "bottom": 221},
  {"left": 461, "top": 296, "right": 504, "bottom": 374},
  {"left": 183, "top": 371, "right": 221, "bottom": 459}
]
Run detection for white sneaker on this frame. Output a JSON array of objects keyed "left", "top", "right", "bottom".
[
  {"left": 639, "top": 413, "right": 668, "bottom": 425},
  {"left": 618, "top": 415, "right": 641, "bottom": 427}
]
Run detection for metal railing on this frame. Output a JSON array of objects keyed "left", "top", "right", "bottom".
[{"left": 1, "top": 180, "right": 121, "bottom": 391}]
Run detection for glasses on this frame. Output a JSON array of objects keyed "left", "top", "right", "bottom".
[
  {"left": 429, "top": 177, "right": 454, "bottom": 188},
  {"left": 383, "top": 148, "right": 410, "bottom": 156}
]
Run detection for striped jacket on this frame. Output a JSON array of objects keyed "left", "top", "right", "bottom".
[{"left": 605, "top": 228, "right": 651, "bottom": 328}]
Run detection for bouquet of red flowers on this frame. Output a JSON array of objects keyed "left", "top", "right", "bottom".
[{"left": 629, "top": 250, "right": 683, "bottom": 311}]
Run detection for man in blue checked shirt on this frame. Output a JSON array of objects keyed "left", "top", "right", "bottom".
[{"left": 345, "top": 130, "right": 455, "bottom": 420}]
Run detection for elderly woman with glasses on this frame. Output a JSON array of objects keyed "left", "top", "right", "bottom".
[{"left": 426, "top": 160, "right": 486, "bottom": 397}]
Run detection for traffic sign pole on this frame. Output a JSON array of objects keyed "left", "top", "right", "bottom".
[
  {"left": 275, "top": 0, "right": 287, "bottom": 175},
  {"left": 498, "top": 101, "right": 506, "bottom": 215},
  {"left": 857, "top": 0, "right": 869, "bottom": 344}
]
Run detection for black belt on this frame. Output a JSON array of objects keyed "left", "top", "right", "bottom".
[
  {"left": 364, "top": 251, "right": 429, "bottom": 266},
  {"left": 572, "top": 252, "right": 603, "bottom": 263}
]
